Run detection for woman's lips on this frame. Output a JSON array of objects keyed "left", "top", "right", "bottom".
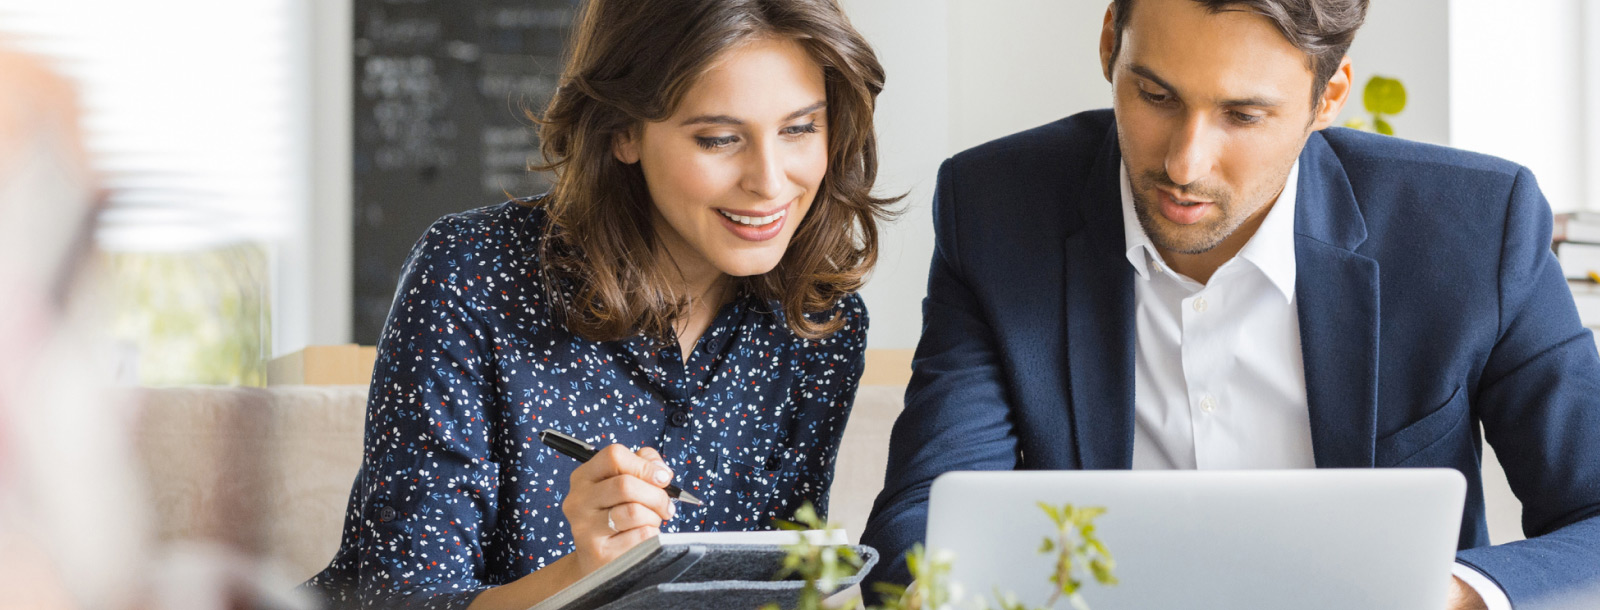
[
  {"left": 1158, "top": 189, "right": 1213, "bottom": 226},
  {"left": 715, "top": 200, "right": 792, "bottom": 242}
]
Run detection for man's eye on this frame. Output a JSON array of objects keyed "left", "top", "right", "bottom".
[
  {"left": 695, "top": 135, "right": 739, "bottom": 150},
  {"left": 1138, "top": 89, "right": 1172, "bottom": 105},
  {"left": 1230, "top": 111, "right": 1263, "bottom": 125}
]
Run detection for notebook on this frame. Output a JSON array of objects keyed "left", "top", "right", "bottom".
[{"left": 528, "top": 530, "right": 876, "bottom": 610}]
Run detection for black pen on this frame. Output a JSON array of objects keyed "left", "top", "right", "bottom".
[{"left": 538, "top": 428, "right": 704, "bottom": 506}]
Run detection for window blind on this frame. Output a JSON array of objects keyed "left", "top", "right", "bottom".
[{"left": 0, "top": 0, "right": 304, "bottom": 250}]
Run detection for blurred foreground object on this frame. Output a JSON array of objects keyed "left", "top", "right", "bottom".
[
  {"left": 0, "top": 46, "right": 308, "bottom": 610},
  {"left": 0, "top": 45, "right": 147, "bottom": 610}
]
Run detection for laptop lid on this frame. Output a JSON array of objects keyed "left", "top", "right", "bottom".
[{"left": 925, "top": 469, "right": 1466, "bottom": 610}]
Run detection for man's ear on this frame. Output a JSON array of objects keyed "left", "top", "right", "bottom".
[
  {"left": 612, "top": 128, "right": 641, "bottom": 164},
  {"left": 1099, "top": 3, "right": 1117, "bottom": 83},
  {"left": 1311, "top": 56, "right": 1354, "bottom": 131}
]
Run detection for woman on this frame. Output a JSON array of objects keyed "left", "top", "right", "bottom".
[{"left": 303, "top": 0, "right": 896, "bottom": 607}]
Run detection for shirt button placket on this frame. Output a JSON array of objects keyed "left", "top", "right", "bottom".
[{"left": 668, "top": 409, "right": 691, "bottom": 427}]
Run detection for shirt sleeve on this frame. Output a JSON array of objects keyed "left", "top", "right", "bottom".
[
  {"left": 1458, "top": 166, "right": 1600, "bottom": 604},
  {"left": 346, "top": 217, "right": 505, "bottom": 609},
  {"left": 1453, "top": 562, "right": 1512, "bottom": 610}
]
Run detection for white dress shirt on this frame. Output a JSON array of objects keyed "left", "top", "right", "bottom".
[{"left": 1120, "top": 161, "right": 1512, "bottom": 609}]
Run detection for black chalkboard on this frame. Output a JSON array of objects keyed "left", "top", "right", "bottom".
[{"left": 352, "top": 0, "right": 577, "bottom": 343}]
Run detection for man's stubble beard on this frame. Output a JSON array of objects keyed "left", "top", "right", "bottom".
[{"left": 1129, "top": 171, "right": 1238, "bottom": 255}]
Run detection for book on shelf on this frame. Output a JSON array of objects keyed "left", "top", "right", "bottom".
[
  {"left": 1554, "top": 212, "right": 1600, "bottom": 245},
  {"left": 1554, "top": 241, "right": 1600, "bottom": 280},
  {"left": 527, "top": 529, "right": 874, "bottom": 610}
]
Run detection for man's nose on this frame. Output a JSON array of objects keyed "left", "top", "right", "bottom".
[{"left": 1165, "top": 114, "right": 1220, "bottom": 188}]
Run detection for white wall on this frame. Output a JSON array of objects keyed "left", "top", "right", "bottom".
[
  {"left": 946, "top": 1, "right": 1112, "bottom": 153},
  {"left": 839, "top": 0, "right": 950, "bottom": 352},
  {"left": 1450, "top": 0, "right": 1587, "bottom": 212}
]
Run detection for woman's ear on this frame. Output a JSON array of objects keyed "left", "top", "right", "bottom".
[{"left": 612, "top": 128, "right": 641, "bottom": 164}]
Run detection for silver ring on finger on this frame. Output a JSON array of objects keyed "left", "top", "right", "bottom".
[{"left": 606, "top": 506, "right": 619, "bottom": 533}]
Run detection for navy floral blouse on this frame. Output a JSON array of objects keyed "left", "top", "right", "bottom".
[{"left": 304, "top": 200, "right": 867, "bottom": 609}]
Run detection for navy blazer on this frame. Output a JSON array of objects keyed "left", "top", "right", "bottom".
[{"left": 860, "top": 109, "right": 1600, "bottom": 606}]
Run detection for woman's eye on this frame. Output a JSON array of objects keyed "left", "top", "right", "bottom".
[
  {"left": 695, "top": 135, "right": 739, "bottom": 150},
  {"left": 782, "top": 122, "right": 819, "bottom": 136}
]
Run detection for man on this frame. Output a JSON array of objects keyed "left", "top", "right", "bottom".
[{"left": 859, "top": 1, "right": 1600, "bottom": 608}]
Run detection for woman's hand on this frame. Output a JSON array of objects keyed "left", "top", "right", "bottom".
[
  {"left": 467, "top": 445, "right": 677, "bottom": 610},
  {"left": 562, "top": 444, "right": 677, "bottom": 576}
]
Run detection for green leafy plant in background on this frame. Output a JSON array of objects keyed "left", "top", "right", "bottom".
[
  {"left": 1343, "top": 75, "right": 1407, "bottom": 136},
  {"left": 105, "top": 243, "right": 271, "bottom": 386},
  {"left": 767, "top": 502, "right": 1114, "bottom": 610}
]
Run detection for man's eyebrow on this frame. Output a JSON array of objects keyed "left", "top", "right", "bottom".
[
  {"left": 679, "top": 100, "right": 827, "bottom": 127},
  {"left": 1129, "top": 65, "right": 1179, "bottom": 96},
  {"left": 1218, "top": 95, "right": 1284, "bottom": 108},
  {"left": 1129, "top": 64, "right": 1282, "bottom": 108}
]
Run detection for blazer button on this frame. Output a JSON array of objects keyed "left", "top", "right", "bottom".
[
  {"left": 379, "top": 506, "right": 397, "bottom": 523},
  {"left": 668, "top": 410, "right": 691, "bottom": 427}
]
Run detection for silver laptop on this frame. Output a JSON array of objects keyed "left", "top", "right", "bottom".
[{"left": 926, "top": 469, "right": 1465, "bottom": 610}]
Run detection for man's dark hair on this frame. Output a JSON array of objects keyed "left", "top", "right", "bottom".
[{"left": 1108, "top": 0, "right": 1369, "bottom": 104}]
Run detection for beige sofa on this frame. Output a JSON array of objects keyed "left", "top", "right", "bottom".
[{"left": 134, "top": 380, "right": 1524, "bottom": 584}]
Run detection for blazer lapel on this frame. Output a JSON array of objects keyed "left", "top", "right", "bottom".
[
  {"left": 1065, "top": 126, "right": 1137, "bottom": 470},
  {"left": 1294, "top": 132, "right": 1380, "bottom": 468}
]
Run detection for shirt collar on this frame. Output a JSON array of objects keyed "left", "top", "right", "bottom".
[{"left": 1120, "top": 159, "right": 1300, "bottom": 302}]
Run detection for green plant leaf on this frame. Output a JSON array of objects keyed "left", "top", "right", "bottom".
[
  {"left": 871, "top": 582, "right": 908, "bottom": 598},
  {"left": 1374, "top": 117, "right": 1395, "bottom": 136},
  {"left": 1363, "top": 75, "right": 1406, "bottom": 116},
  {"left": 772, "top": 518, "right": 805, "bottom": 531},
  {"left": 1038, "top": 501, "right": 1065, "bottom": 527}
]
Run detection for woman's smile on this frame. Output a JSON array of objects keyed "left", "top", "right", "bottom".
[{"left": 715, "top": 198, "right": 794, "bottom": 241}]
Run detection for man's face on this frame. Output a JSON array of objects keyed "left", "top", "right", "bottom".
[{"left": 1102, "top": 0, "right": 1343, "bottom": 255}]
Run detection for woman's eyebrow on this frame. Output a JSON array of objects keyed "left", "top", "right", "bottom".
[
  {"left": 783, "top": 100, "right": 826, "bottom": 121},
  {"left": 679, "top": 100, "right": 826, "bottom": 127}
]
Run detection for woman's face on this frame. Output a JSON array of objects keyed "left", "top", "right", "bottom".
[{"left": 614, "top": 36, "right": 828, "bottom": 282}]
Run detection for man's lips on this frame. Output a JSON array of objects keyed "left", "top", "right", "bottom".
[{"left": 1157, "top": 188, "right": 1213, "bottom": 226}]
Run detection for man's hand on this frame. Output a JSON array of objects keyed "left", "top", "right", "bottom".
[{"left": 1448, "top": 576, "right": 1489, "bottom": 610}]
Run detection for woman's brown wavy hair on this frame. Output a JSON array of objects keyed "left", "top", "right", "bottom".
[{"left": 531, "top": 0, "right": 899, "bottom": 344}]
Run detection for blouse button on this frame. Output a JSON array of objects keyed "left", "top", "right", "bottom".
[
  {"left": 764, "top": 455, "right": 782, "bottom": 470},
  {"left": 668, "top": 410, "right": 691, "bottom": 427},
  {"left": 379, "top": 506, "right": 397, "bottom": 523}
]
